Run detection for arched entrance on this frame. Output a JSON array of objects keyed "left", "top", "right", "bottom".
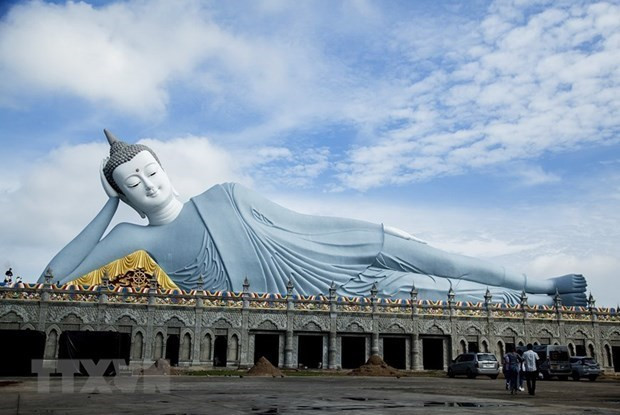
[{"left": 213, "top": 335, "right": 228, "bottom": 367}]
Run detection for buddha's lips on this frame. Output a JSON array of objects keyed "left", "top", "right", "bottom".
[{"left": 147, "top": 189, "right": 159, "bottom": 198}]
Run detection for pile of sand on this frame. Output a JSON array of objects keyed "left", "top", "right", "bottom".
[
  {"left": 348, "top": 354, "right": 404, "bottom": 377},
  {"left": 139, "top": 358, "right": 171, "bottom": 375},
  {"left": 246, "top": 356, "right": 284, "bottom": 377}
]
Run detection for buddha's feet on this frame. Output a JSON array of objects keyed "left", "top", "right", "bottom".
[
  {"left": 547, "top": 274, "right": 587, "bottom": 294},
  {"left": 555, "top": 292, "right": 588, "bottom": 307}
]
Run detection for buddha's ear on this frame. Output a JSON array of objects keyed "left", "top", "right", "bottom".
[
  {"left": 119, "top": 194, "right": 147, "bottom": 219},
  {"left": 172, "top": 185, "right": 180, "bottom": 197}
]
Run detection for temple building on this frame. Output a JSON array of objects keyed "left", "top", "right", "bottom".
[{"left": 1, "top": 253, "right": 619, "bottom": 375}]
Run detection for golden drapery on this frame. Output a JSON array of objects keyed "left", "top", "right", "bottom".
[{"left": 67, "top": 250, "right": 179, "bottom": 290}]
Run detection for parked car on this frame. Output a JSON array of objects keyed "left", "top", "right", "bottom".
[
  {"left": 570, "top": 356, "right": 601, "bottom": 381},
  {"left": 448, "top": 353, "right": 500, "bottom": 379},
  {"left": 518, "top": 344, "right": 572, "bottom": 380}
]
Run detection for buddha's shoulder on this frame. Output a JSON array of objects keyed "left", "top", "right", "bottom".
[{"left": 192, "top": 182, "right": 257, "bottom": 201}]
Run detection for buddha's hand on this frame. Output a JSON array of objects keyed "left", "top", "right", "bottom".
[{"left": 100, "top": 158, "right": 119, "bottom": 198}]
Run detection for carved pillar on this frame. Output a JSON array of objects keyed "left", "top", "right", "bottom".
[
  {"left": 328, "top": 331, "right": 337, "bottom": 370},
  {"left": 95, "top": 270, "right": 109, "bottom": 332},
  {"left": 284, "top": 279, "right": 295, "bottom": 369},
  {"left": 410, "top": 284, "right": 420, "bottom": 370},
  {"left": 484, "top": 288, "right": 496, "bottom": 355},
  {"left": 38, "top": 268, "right": 53, "bottom": 332},
  {"left": 588, "top": 293, "right": 602, "bottom": 363},
  {"left": 554, "top": 289, "right": 566, "bottom": 344},
  {"left": 239, "top": 278, "right": 251, "bottom": 368},
  {"left": 192, "top": 278, "right": 204, "bottom": 366},
  {"left": 588, "top": 293, "right": 597, "bottom": 323},
  {"left": 447, "top": 288, "right": 455, "bottom": 317},
  {"left": 520, "top": 290, "right": 529, "bottom": 341},
  {"left": 370, "top": 283, "right": 379, "bottom": 356},
  {"left": 328, "top": 282, "right": 338, "bottom": 369},
  {"left": 143, "top": 275, "right": 158, "bottom": 362},
  {"left": 447, "top": 288, "right": 456, "bottom": 362}
]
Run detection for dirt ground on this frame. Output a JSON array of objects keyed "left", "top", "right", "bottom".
[{"left": 0, "top": 373, "right": 618, "bottom": 414}]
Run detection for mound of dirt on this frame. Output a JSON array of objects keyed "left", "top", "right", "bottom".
[
  {"left": 246, "top": 356, "right": 284, "bottom": 377},
  {"left": 140, "top": 358, "right": 171, "bottom": 375},
  {"left": 348, "top": 354, "right": 404, "bottom": 377}
]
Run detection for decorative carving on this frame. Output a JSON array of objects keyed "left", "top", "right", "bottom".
[
  {"left": 110, "top": 268, "right": 153, "bottom": 289},
  {"left": 203, "top": 312, "right": 241, "bottom": 328},
  {"left": 499, "top": 326, "right": 519, "bottom": 337},
  {"left": 465, "top": 325, "right": 482, "bottom": 335},
  {"left": 337, "top": 320, "right": 370, "bottom": 333},
  {"left": 150, "top": 310, "right": 194, "bottom": 326},
  {"left": 301, "top": 321, "right": 322, "bottom": 332},
  {"left": 105, "top": 309, "right": 147, "bottom": 326},
  {"left": 422, "top": 322, "right": 447, "bottom": 335},
  {"left": 0, "top": 310, "right": 24, "bottom": 322},
  {"left": 165, "top": 316, "right": 185, "bottom": 327},
  {"left": 47, "top": 307, "right": 97, "bottom": 324},
  {"left": 256, "top": 320, "right": 278, "bottom": 331},
  {"left": 60, "top": 313, "right": 84, "bottom": 324},
  {"left": 248, "top": 312, "right": 286, "bottom": 329},
  {"left": 293, "top": 315, "right": 329, "bottom": 331}
]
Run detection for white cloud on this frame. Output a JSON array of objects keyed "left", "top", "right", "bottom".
[
  {"left": 0, "top": 0, "right": 336, "bottom": 124},
  {"left": 4, "top": 1, "right": 617, "bottom": 192},
  {"left": 0, "top": 1, "right": 213, "bottom": 116},
  {"left": 336, "top": 0, "right": 620, "bottom": 190},
  {"left": 246, "top": 146, "right": 330, "bottom": 189},
  {"left": 509, "top": 164, "right": 562, "bottom": 186}
]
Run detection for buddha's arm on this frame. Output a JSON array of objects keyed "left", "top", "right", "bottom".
[
  {"left": 40, "top": 198, "right": 119, "bottom": 281},
  {"left": 60, "top": 222, "right": 147, "bottom": 283}
]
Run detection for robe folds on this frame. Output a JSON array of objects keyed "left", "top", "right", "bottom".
[
  {"left": 189, "top": 183, "right": 517, "bottom": 303},
  {"left": 191, "top": 183, "right": 383, "bottom": 296}
]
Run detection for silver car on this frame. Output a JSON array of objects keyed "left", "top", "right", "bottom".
[
  {"left": 448, "top": 352, "right": 500, "bottom": 379},
  {"left": 570, "top": 356, "right": 601, "bottom": 381}
]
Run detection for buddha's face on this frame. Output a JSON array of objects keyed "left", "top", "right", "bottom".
[{"left": 112, "top": 150, "right": 175, "bottom": 214}]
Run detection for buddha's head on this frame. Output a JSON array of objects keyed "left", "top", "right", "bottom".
[{"left": 103, "top": 129, "right": 178, "bottom": 219}]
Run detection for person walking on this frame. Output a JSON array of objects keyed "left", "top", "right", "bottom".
[
  {"left": 517, "top": 349, "right": 525, "bottom": 391},
  {"left": 523, "top": 343, "right": 540, "bottom": 396},
  {"left": 505, "top": 345, "right": 522, "bottom": 395},
  {"left": 502, "top": 350, "right": 510, "bottom": 390}
]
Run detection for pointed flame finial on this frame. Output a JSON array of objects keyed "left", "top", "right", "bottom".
[{"left": 103, "top": 129, "right": 119, "bottom": 146}]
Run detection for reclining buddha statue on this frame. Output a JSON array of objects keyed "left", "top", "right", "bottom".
[{"left": 38, "top": 130, "right": 588, "bottom": 305}]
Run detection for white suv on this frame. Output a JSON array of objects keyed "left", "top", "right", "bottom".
[{"left": 448, "top": 353, "right": 500, "bottom": 379}]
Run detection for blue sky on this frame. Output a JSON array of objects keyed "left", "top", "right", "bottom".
[{"left": 0, "top": 0, "right": 619, "bottom": 306}]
